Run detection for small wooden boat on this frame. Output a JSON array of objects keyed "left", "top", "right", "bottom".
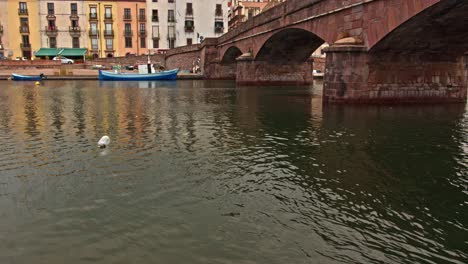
[
  {"left": 11, "top": 73, "right": 46, "bottom": 81},
  {"left": 98, "top": 69, "right": 179, "bottom": 81}
]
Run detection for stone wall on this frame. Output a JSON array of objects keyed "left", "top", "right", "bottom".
[
  {"left": 0, "top": 60, "right": 61, "bottom": 69},
  {"left": 313, "top": 57, "right": 325, "bottom": 72},
  {"left": 166, "top": 45, "right": 202, "bottom": 72},
  {"left": 90, "top": 54, "right": 166, "bottom": 66}
]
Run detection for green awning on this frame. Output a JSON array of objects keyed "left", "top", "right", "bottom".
[
  {"left": 60, "top": 48, "right": 87, "bottom": 57},
  {"left": 34, "top": 48, "right": 62, "bottom": 57}
]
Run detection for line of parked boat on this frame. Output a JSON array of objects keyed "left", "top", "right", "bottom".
[{"left": 11, "top": 68, "right": 179, "bottom": 81}]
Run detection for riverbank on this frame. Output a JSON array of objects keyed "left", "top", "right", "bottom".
[{"left": 0, "top": 69, "right": 203, "bottom": 80}]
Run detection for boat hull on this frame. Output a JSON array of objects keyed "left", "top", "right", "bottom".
[
  {"left": 11, "top": 73, "right": 43, "bottom": 81},
  {"left": 98, "top": 69, "right": 179, "bottom": 81}
]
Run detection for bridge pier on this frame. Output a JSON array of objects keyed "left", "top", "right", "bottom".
[
  {"left": 236, "top": 55, "right": 313, "bottom": 86},
  {"left": 324, "top": 45, "right": 468, "bottom": 104}
]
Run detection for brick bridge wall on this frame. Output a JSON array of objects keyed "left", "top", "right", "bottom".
[{"left": 165, "top": 45, "right": 202, "bottom": 72}]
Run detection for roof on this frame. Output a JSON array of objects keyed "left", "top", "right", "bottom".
[
  {"left": 34, "top": 48, "right": 87, "bottom": 57},
  {"left": 34, "top": 48, "right": 61, "bottom": 57},
  {"left": 61, "top": 48, "right": 87, "bottom": 57}
]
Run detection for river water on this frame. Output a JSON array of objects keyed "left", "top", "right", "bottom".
[{"left": 0, "top": 80, "right": 466, "bottom": 263}]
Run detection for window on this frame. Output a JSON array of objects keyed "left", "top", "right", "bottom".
[
  {"left": 105, "top": 7, "right": 112, "bottom": 19},
  {"left": 152, "top": 0, "right": 157, "bottom": 2},
  {"left": 152, "top": 26, "right": 159, "bottom": 39},
  {"left": 153, "top": 39, "right": 159, "bottom": 49},
  {"left": 124, "top": 8, "right": 131, "bottom": 19},
  {"left": 152, "top": 9, "right": 158, "bottom": 22},
  {"left": 168, "top": 10, "right": 175, "bottom": 22},
  {"left": 185, "top": 20, "right": 194, "bottom": 32},
  {"left": 105, "top": 23, "right": 112, "bottom": 35},
  {"left": 139, "top": 23, "right": 145, "bottom": 34},
  {"left": 71, "top": 19, "right": 79, "bottom": 27},
  {"left": 125, "top": 37, "right": 132, "bottom": 48},
  {"left": 139, "top": 8, "right": 145, "bottom": 20},
  {"left": 168, "top": 39, "right": 175, "bottom": 49},
  {"left": 49, "top": 37, "right": 56, "bottom": 48},
  {"left": 187, "top": 38, "right": 192, "bottom": 45},
  {"left": 124, "top": 23, "right": 131, "bottom": 33},
  {"left": 19, "top": 2, "right": 27, "bottom": 13},
  {"left": 71, "top": 3, "right": 77, "bottom": 15},
  {"left": 90, "top": 23, "right": 97, "bottom": 34},
  {"left": 186, "top": 3, "right": 193, "bottom": 15},
  {"left": 91, "top": 38, "right": 98, "bottom": 49},
  {"left": 140, "top": 37, "right": 146, "bottom": 48},
  {"left": 106, "top": 39, "right": 113, "bottom": 50},
  {"left": 168, "top": 0, "right": 174, "bottom": 3},
  {"left": 22, "top": 35, "right": 30, "bottom": 44},
  {"left": 72, "top": 37, "right": 80, "bottom": 48},
  {"left": 168, "top": 25, "right": 175, "bottom": 39},
  {"left": 215, "top": 4, "right": 222, "bottom": 16},
  {"left": 90, "top": 6, "right": 97, "bottom": 19},
  {"left": 215, "top": 21, "right": 224, "bottom": 33},
  {"left": 47, "top": 3, "right": 54, "bottom": 15}
]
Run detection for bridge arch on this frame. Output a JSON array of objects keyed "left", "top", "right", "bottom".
[
  {"left": 369, "top": 0, "right": 468, "bottom": 55},
  {"left": 221, "top": 46, "right": 243, "bottom": 64},
  {"left": 255, "top": 28, "right": 325, "bottom": 63}
]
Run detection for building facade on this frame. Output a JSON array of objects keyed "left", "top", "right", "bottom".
[
  {"left": 116, "top": 0, "right": 148, "bottom": 57},
  {"left": 85, "top": 0, "right": 119, "bottom": 58},
  {"left": 38, "top": 0, "right": 88, "bottom": 51},
  {"left": 1, "top": 0, "right": 41, "bottom": 59},
  {"left": 147, "top": 0, "right": 227, "bottom": 51},
  {"left": 228, "top": 0, "right": 284, "bottom": 31}
]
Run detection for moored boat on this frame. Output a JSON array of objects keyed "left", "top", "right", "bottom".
[
  {"left": 11, "top": 73, "right": 46, "bottom": 81},
  {"left": 98, "top": 69, "right": 179, "bottom": 81}
]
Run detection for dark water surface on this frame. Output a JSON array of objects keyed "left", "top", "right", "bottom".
[{"left": 0, "top": 80, "right": 466, "bottom": 264}]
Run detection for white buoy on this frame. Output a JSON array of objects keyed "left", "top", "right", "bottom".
[{"left": 98, "top": 135, "right": 110, "bottom": 148}]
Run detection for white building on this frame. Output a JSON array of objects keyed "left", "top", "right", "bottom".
[{"left": 147, "top": 0, "right": 228, "bottom": 51}]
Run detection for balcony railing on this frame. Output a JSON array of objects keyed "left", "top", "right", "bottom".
[
  {"left": 69, "top": 26, "right": 81, "bottom": 32},
  {"left": 70, "top": 14, "right": 79, "bottom": 20},
  {"left": 20, "top": 26, "right": 29, "bottom": 33},
  {"left": 139, "top": 30, "right": 146, "bottom": 36},
  {"left": 45, "top": 26, "right": 58, "bottom": 36},
  {"left": 168, "top": 17, "right": 175, "bottom": 23},
  {"left": 88, "top": 30, "right": 99, "bottom": 36},
  {"left": 139, "top": 15, "right": 146, "bottom": 21},
  {"left": 123, "top": 15, "right": 132, "bottom": 21},
  {"left": 18, "top": 8, "right": 28, "bottom": 15},
  {"left": 104, "top": 14, "right": 112, "bottom": 20},
  {"left": 152, "top": 16, "right": 159, "bottom": 22},
  {"left": 185, "top": 25, "right": 194, "bottom": 32},
  {"left": 103, "top": 29, "right": 114, "bottom": 37},
  {"left": 89, "top": 13, "right": 97, "bottom": 20},
  {"left": 124, "top": 30, "right": 133, "bottom": 37},
  {"left": 21, "top": 43, "right": 31, "bottom": 49},
  {"left": 46, "top": 13, "right": 56, "bottom": 20},
  {"left": 215, "top": 26, "right": 224, "bottom": 33}
]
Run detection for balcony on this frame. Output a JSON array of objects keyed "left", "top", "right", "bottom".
[
  {"left": 46, "top": 13, "right": 56, "bottom": 20},
  {"left": 139, "top": 15, "right": 146, "bottom": 22},
  {"left": 21, "top": 43, "right": 31, "bottom": 50},
  {"left": 69, "top": 26, "right": 81, "bottom": 37},
  {"left": 103, "top": 29, "right": 114, "bottom": 37},
  {"left": 184, "top": 25, "right": 194, "bottom": 32},
  {"left": 19, "top": 26, "right": 29, "bottom": 34},
  {"left": 152, "top": 16, "right": 159, "bottom": 22},
  {"left": 123, "top": 15, "right": 132, "bottom": 21},
  {"left": 88, "top": 29, "right": 99, "bottom": 37},
  {"left": 45, "top": 26, "right": 58, "bottom": 37},
  {"left": 89, "top": 13, "right": 98, "bottom": 20},
  {"left": 215, "top": 26, "right": 224, "bottom": 34},
  {"left": 139, "top": 30, "right": 146, "bottom": 36},
  {"left": 104, "top": 14, "right": 113, "bottom": 21},
  {"left": 70, "top": 13, "right": 79, "bottom": 20},
  {"left": 168, "top": 17, "right": 176, "bottom": 23},
  {"left": 18, "top": 8, "right": 28, "bottom": 15},
  {"left": 124, "top": 30, "right": 133, "bottom": 37}
]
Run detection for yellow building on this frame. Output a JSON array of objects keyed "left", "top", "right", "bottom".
[
  {"left": 86, "top": 0, "right": 119, "bottom": 58},
  {"left": 3, "top": 0, "right": 41, "bottom": 59}
]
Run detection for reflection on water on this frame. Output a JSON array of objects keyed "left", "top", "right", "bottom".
[{"left": 0, "top": 80, "right": 466, "bottom": 264}]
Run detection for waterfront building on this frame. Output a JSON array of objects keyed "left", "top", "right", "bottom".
[
  {"left": 228, "top": 0, "right": 284, "bottom": 31},
  {"left": 147, "top": 0, "right": 228, "bottom": 51},
  {"left": 86, "top": 0, "right": 119, "bottom": 58},
  {"left": 1, "top": 0, "right": 41, "bottom": 59},
  {"left": 38, "top": 0, "right": 88, "bottom": 51},
  {"left": 116, "top": 0, "right": 148, "bottom": 57}
]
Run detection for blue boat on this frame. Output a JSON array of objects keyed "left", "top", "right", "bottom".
[
  {"left": 98, "top": 69, "right": 179, "bottom": 81},
  {"left": 12, "top": 73, "right": 46, "bottom": 81}
]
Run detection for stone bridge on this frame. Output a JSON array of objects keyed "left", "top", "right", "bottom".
[{"left": 168, "top": 0, "right": 468, "bottom": 103}]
